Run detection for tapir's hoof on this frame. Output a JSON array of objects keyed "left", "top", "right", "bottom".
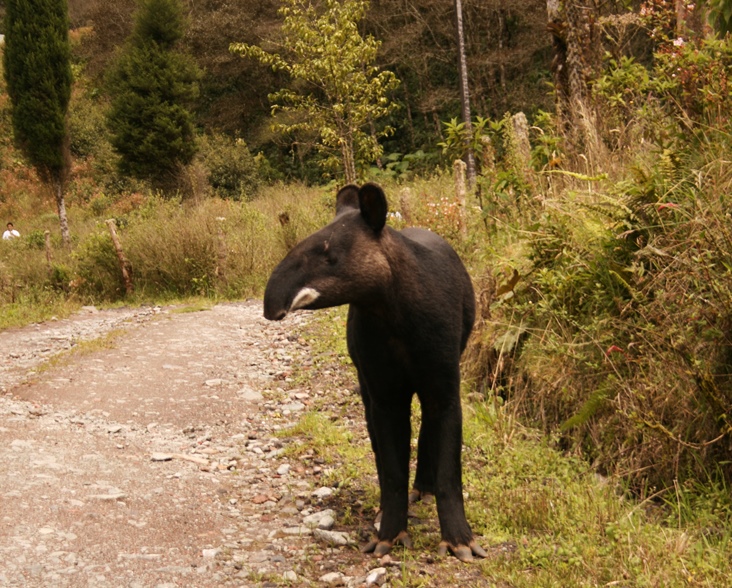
[
  {"left": 361, "top": 531, "right": 412, "bottom": 556},
  {"left": 408, "top": 489, "right": 435, "bottom": 504},
  {"left": 437, "top": 539, "right": 487, "bottom": 562}
]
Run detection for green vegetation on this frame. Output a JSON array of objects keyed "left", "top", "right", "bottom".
[
  {"left": 106, "top": 0, "right": 200, "bottom": 185},
  {"left": 3, "top": 0, "right": 73, "bottom": 245},
  {"left": 2, "top": 1, "right": 732, "bottom": 583},
  {"left": 231, "top": 0, "right": 400, "bottom": 183}
]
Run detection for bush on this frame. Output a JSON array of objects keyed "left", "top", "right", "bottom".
[
  {"left": 65, "top": 185, "right": 331, "bottom": 302},
  {"left": 196, "top": 133, "right": 262, "bottom": 200},
  {"left": 73, "top": 230, "right": 127, "bottom": 300},
  {"left": 68, "top": 92, "right": 111, "bottom": 159}
]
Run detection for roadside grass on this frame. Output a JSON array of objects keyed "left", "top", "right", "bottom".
[
  {"left": 0, "top": 182, "right": 333, "bottom": 329},
  {"left": 32, "top": 328, "right": 127, "bottom": 374},
  {"left": 278, "top": 310, "right": 732, "bottom": 587},
  {"left": 0, "top": 290, "right": 81, "bottom": 330}
]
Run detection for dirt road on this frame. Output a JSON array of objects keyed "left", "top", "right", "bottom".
[{"left": 0, "top": 301, "right": 378, "bottom": 587}]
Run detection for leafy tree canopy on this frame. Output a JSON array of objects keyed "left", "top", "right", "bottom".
[{"left": 231, "top": 0, "right": 400, "bottom": 182}]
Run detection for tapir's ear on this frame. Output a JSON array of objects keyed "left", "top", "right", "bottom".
[
  {"left": 335, "top": 184, "right": 360, "bottom": 217},
  {"left": 358, "top": 183, "right": 387, "bottom": 233}
]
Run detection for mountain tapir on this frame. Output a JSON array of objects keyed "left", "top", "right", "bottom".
[{"left": 263, "top": 182, "right": 485, "bottom": 561}]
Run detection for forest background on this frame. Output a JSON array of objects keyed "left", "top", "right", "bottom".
[{"left": 1, "top": 0, "right": 732, "bottom": 584}]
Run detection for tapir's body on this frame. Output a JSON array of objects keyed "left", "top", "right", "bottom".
[{"left": 263, "top": 183, "right": 484, "bottom": 561}]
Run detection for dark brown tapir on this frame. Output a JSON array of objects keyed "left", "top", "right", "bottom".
[{"left": 263, "top": 182, "right": 485, "bottom": 561}]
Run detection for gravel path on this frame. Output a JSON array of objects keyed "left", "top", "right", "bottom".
[{"left": 0, "top": 301, "right": 385, "bottom": 588}]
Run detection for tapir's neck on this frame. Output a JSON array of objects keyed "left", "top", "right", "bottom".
[{"left": 349, "top": 228, "right": 421, "bottom": 323}]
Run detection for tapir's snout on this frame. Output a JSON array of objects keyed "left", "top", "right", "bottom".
[
  {"left": 264, "top": 239, "right": 325, "bottom": 321},
  {"left": 264, "top": 306, "right": 287, "bottom": 321},
  {"left": 263, "top": 281, "right": 290, "bottom": 321},
  {"left": 263, "top": 265, "right": 292, "bottom": 321}
]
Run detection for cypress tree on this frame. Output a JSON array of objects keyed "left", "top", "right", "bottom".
[
  {"left": 107, "top": 0, "right": 199, "bottom": 184},
  {"left": 4, "top": 0, "right": 73, "bottom": 246}
]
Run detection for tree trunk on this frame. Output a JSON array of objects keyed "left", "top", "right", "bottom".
[
  {"left": 342, "top": 138, "right": 357, "bottom": 184},
  {"left": 455, "top": 0, "right": 476, "bottom": 190},
  {"left": 497, "top": 9, "right": 506, "bottom": 91},
  {"left": 54, "top": 178, "right": 70, "bottom": 248},
  {"left": 546, "top": 0, "right": 602, "bottom": 159}
]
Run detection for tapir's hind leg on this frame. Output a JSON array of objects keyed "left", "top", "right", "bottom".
[
  {"left": 418, "top": 374, "right": 486, "bottom": 562},
  {"left": 411, "top": 417, "right": 436, "bottom": 504}
]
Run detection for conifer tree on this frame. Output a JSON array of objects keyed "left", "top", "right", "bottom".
[
  {"left": 4, "top": 0, "right": 73, "bottom": 246},
  {"left": 106, "top": 0, "right": 199, "bottom": 184}
]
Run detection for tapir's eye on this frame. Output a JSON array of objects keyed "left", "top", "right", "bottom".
[{"left": 321, "top": 244, "right": 337, "bottom": 265}]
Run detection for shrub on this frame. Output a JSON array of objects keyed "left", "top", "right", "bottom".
[
  {"left": 68, "top": 92, "right": 111, "bottom": 160},
  {"left": 65, "top": 185, "right": 332, "bottom": 302},
  {"left": 196, "top": 133, "right": 262, "bottom": 200},
  {"left": 73, "top": 230, "right": 127, "bottom": 300}
]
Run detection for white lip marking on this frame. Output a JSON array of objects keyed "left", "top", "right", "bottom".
[{"left": 291, "top": 287, "right": 321, "bottom": 311}]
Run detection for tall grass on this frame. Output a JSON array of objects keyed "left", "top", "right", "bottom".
[{"left": 0, "top": 182, "right": 333, "bottom": 327}]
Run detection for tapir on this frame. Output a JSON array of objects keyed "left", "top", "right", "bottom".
[{"left": 263, "top": 182, "right": 486, "bottom": 561}]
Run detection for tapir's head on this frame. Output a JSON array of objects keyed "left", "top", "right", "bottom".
[{"left": 263, "top": 183, "right": 392, "bottom": 320}]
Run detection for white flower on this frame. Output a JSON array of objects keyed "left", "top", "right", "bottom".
[{"left": 673, "top": 37, "right": 685, "bottom": 47}]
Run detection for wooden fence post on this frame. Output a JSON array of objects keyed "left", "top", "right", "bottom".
[
  {"left": 453, "top": 159, "right": 468, "bottom": 239},
  {"left": 105, "top": 219, "right": 133, "bottom": 296},
  {"left": 215, "top": 216, "right": 228, "bottom": 284},
  {"left": 44, "top": 230, "right": 53, "bottom": 275}
]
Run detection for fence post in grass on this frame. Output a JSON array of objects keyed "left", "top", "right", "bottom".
[
  {"left": 215, "top": 216, "right": 227, "bottom": 286},
  {"left": 44, "top": 230, "right": 53, "bottom": 274},
  {"left": 105, "top": 218, "right": 133, "bottom": 296},
  {"left": 508, "top": 112, "right": 534, "bottom": 191},
  {"left": 399, "top": 187, "right": 413, "bottom": 225},
  {"left": 454, "top": 158, "right": 468, "bottom": 239}
]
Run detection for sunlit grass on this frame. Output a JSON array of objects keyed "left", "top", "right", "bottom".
[{"left": 0, "top": 291, "right": 81, "bottom": 330}]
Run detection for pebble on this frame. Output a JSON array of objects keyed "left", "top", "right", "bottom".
[
  {"left": 277, "top": 463, "right": 291, "bottom": 475},
  {"left": 89, "top": 492, "right": 127, "bottom": 501},
  {"left": 303, "top": 509, "right": 336, "bottom": 530},
  {"left": 238, "top": 386, "right": 263, "bottom": 401},
  {"left": 281, "top": 402, "right": 306, "bottom": 412},
  {"left": 312, "top": 486, "right": 334, "bottom": 499},
  {"left": 150, "top": 453, "right": 173, "bottom": 462},
  {"left": 366, "top": 567, "right": 388, "bottom": 586},
  {"left": 282, "top": 526, "right": 313, "bottom": 536},
  {"left": 319, "top": 571, "right": 345, "bottom": 585},
  {"left": 313, "top": 529, "right": 352, "bottom": 547},
  {"left": 202, "top": 548, "right": 220, "bottom": 559}
]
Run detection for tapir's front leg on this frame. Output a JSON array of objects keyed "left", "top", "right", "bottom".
[{"left": 359, "top": 386, "right": 413, "bottom": 557}]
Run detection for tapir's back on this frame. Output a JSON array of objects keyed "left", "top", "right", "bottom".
[{"left": 398, "top": 227, "right": 475, "bottom": 353}]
